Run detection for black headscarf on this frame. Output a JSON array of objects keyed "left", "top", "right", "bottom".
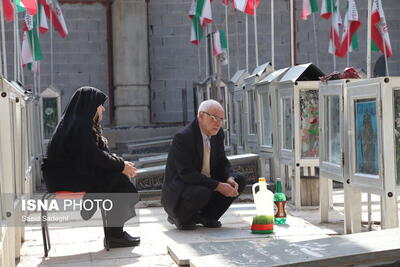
[{"left": 47, "top": 86, "right": 107, "bottom": 176}]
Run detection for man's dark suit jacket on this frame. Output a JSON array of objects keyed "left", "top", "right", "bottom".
[{"left": 161, "top": 118, "right": 233, "bottom": 217}]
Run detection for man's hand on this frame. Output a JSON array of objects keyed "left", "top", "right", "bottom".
[
  {"left": 122, "top": 161, "right": 137, "bottom": 178},
  {"left": 215, "top": 182, "right": 238, "bottom": 197},
  {"left": 226, "top": 177, "right": 239, "bottom": 192}
]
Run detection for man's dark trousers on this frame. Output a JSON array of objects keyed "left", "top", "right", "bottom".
[{"left": 174, "top": 174, "right": 246, "bottom": 224}]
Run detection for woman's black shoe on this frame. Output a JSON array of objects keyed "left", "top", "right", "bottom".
[
  {"left": 80, "top": 206, "right": 97, "bottom": 221},
  {"left": 106, "top": 231, "right": 140, "bottom": 248}
]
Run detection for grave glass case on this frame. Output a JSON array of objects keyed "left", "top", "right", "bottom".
[
  {"left": 40, "top": 87, "right": 61, "bottom": 141},
  {"left": 319, "top": 80, "right": 347, "bottom": 182},
  {"left": 346, "top": 77, "right": 400, "bottom": 229},
  {"left": 299, "top": 89, "right": 319, "bottom": 158},
  {"left": 227, "top": 69, "right": 249, "bottom": 154},
  {"left": 243, "top": 62, "right": 273, "bottom": 153},
  {"left": 255, "top": 68, "right": 289, "bottom": 180},
  {"left": 394, "top": 89, "right": 400, "bottom": 186},
  {"left": 277, "top": 63, "right": 324, "bottom": 208}
]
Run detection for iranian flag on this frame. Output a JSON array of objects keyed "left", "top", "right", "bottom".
[
  {"left": 39, "top": 3, "right": 49, "bottom": 34},
  {"left": 21, "top": 31, "right": 33, "bottom": 67},
  {"left": 188, "top": 0, "right": 212, "bottom": 26},
  {"left": 301, "top": 0, "right": 318, "bottom": 20},
  {"left": 328, "top": 0, "right": 341, "bottom": 55},
  {"left": 321, "top": 0, "right": 334, "bottom": 19},
  {"left": 337, "top": 0, "right": 360, "bottom": 58},
  {"left": 40, "top": 0, "right": 68, "bottom": 38},
  {"left": 213, "top": 29, "right": 227, "bottom": 56},
  {"left": 371, "top": 0, "right": 392, "bottom": 58},
  {"left": 233, "top": 0, "right": 259, "bottom": 16},
  {"left": 190, "top": 16, "right": 204, "bottom": 45},
  {"left": 2, "top": 0, "right": 14, "bottom": 21},
  {"left": 16, "top": 0, "right": 38, "bottom": 16},
  {"left": 188, "top": 0, "right": 212, "bottom": 45},
  {"left": 21, "top": 13, "right": 43, "bottom": 71},
  {"left": 222, "top": 0, "right": 230, "bottom": 6}
]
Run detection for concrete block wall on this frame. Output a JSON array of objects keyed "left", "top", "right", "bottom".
[
  {"left": 4, "top": 0, "right": 110, "bottom": 124},
  {"left": 3, "top": 0, "right": 400, "bottom": 127},
  {"left": 148, "top": 0, "right": 400, "bottom": 123}
]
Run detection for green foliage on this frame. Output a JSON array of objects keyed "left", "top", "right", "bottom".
[{"left": 252, "top": 215, "right": 274, "bottom": 225}]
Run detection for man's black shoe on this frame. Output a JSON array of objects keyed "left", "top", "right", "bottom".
[
  {"left": 167, "top": 216, "right": 197, "bottom": 230},
  {"left": 105, "top": 231, "right": 140, "bottom": 248},
  {"left": 199, "top": 217, "right": 222, "bottom": 228}
]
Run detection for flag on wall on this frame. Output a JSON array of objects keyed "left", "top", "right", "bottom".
[
  {"left": 328, "top": 0, "right": 341, "bottom": 55},
  {"left": 213, "top": 29, "right": 228, "bottom": 65},
  {"left": 16, "top": 0, "right": 38, "bottom": 16},
  {"left": 189, "top": 0, "right": 212, "bottom": 26},
  {"left": 21, "top": 13, "right": 43, "bottom": 71},
  {"left": 2, "top": 0, "right": 15, "bottom": 21},
  {"left": 39, "top": 3, "right": 49, "bottom": 34},
  {"left": 188, "top": 0, "right": 212, "bottom": 45},
  {"left": 40, "top": 0, "right": 68, "bottom": 38},
  {"left": 371, "top": 0, "right": 392, "bottom": 57},
  {"left": 321, "top": 0, "right": 334, "bottom": 19},
  {"left": 337, "top": 0, "right": 360, "bottom": 58},
  {"left": 301, "top": 0, "right": 318, "bottom": 20},
  {"left": 213, "top": 29, "right": 227, "bottom": 56},
  {"left": 190, "top": 16, "right": 204, "bottom": 45},
  {"left": 233, "top": 0, "right": 259, "bottom": 16}
]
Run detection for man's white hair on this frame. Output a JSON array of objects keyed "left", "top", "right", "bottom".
[{"left": 198, "top": 99, "right": 224, "bottom": 114}]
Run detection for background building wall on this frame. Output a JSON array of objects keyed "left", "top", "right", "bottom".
[
  {"left": 5, "top": 0, "right": 400, "bottom": 127},
  {"left": 5, "top": 0, "right": 110, "bottom": 124},
  {"left": 148, "top": 0, "right": 400, "bottom": 123}
]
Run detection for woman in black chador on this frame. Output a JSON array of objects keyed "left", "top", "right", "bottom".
[{"left": 42, "top": 86, "right": 140, "bottom": 248}]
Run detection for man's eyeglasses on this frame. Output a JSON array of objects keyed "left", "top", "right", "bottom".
[{"left": 203, "top": 112, "right": 225, "bottom": 123}]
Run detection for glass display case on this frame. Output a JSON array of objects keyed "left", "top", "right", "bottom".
[
  {"left": 277, "top": 63, "right": 324, "bottom": 208},
  {"left": 319, "top": 80, "right": 348, "bottom": 181},
  {"left": 347, "top": 77, "right": 400, "bottom": 229},
  {"left": 40, "top": 87, "right": 61, "bottom": 141},
  {"left": 319, "top": 79, "right": 356, "bottom": 232},
  {"left": 243, "top": 62, "right": 273, "bottom": 153},
  {"left": 227, "top": 69, "right": 249, "bottom": 154},
  {"left": 255, "top": 67, "right": 288, "bottom": 180}
]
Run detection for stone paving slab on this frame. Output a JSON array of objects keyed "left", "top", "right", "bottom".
[
  {"left": 17, "top": 190, "right": 398, "bottom": 267},
  {"left": 170, "top": 228, "right": 400, "bottom": 267}
]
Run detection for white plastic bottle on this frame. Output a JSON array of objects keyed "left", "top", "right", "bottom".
[{"left": 252, "top": 177, "right": 274, "bottom": 216}]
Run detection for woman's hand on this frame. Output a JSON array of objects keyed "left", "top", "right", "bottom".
[{"left": 122, "top": 161, "right": 137, "bottom": 178}]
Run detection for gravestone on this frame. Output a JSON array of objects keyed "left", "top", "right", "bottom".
[{"left": 168, "top": 228, "right": 400, "bottom": 267}]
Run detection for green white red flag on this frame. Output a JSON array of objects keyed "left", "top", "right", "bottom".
[
  {"left": 371, "top": 0, "right": 392, "bottom": 57},
  {"left": 16, "top": 0, "right": 38, "bottom": 16},
  {"left": 21, "top": 13, "right": 43, "bottom": 72},
  {"left": 2, "top": 0, "right": 14, "bottom": 21},
  {"left": 39, "top": 3, "right": 49, "bottom": 34},
  {"left": 190, "top": 16, "right": 204, "bottom": 45},
  {"left": 213, "top": 29, "right": 228, "bottom": 65},
  {"left": 337, "top": 0, "right": 360, "bottom": 58},
  {"left": 328, "top": 0, "right": 341, "bottom": 56},
  {"left": 233, "top": 0, "right": 259, "bottom": 16},
  {"left": 188, "top": 0, "right": 213, "bottom": 45},
  {"left": 40, "top": 0, "right": 68, "bottom": 38},
  {"left": 213, "top": 29, "right": 227, "bottom": 56},
  {"left": 321, "top": 0, "right": 334, "bottom": 20},
  {"left": 188, "top": 0, "right": 212, "bottom": 27},
  {"left": 301, "top": 0, "right": 318, "bottom": 20}
]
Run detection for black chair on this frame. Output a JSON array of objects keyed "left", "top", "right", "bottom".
[{"left": 40, "top": 191, "right": 110, "bottom": 257}]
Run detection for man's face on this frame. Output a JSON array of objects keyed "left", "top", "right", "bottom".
[{"left": 198, "top": 106, "right": 225, "bottom": 136}]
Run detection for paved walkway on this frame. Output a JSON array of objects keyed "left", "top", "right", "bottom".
[{"left": 17, "top": 190, "right": 397, "bottom": 267}]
